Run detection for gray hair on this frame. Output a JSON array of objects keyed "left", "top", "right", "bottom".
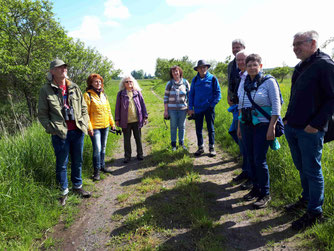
[
  {"left": 232, "top": 39, "right": 246, "bottom": 48},
  {"left": 119, "top": 75, "right": 142, "bottom": 91},
  {"left": 294, "top": 30, "right": 319, "bottom": 47},
  {"left": 236, "top": 50, "right": 248, "bottom": 58}
]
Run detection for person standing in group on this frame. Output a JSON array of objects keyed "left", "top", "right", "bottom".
[
  {"left": 283, "top": 30, "right": 334, "bottom": 230},
  {"left": 115, "top": 75, "right": 148, "bottom": 163},
  {"left": 164, "top": 66, "right": 190, "bottom": 151},
  {"left": 38, "top": 59, "right": 91, "bottom": 206},
  {"left": 84, "top": 73, "right": 116, "bottom": 181},
  {"left": 237, "top": 54, "right": 281, "bottom": 209},
  {"left": 188, "top": 60, "right": 221, "bottom": 157}
]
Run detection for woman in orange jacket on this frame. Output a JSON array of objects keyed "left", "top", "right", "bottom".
[{"left": 84, "top": 73, "right": 116, "bottom": 181}]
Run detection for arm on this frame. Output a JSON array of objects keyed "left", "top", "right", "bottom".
[
  {"left": 37, "top": 87, "right": 55, "bottom": 134},
  {"left": 210, "top": 76, "right": 222, "bottom": 107},
  {"left": 188, "top": 78, "right": 195, "bottom": 115},
  {"left": 266, "top": 78, "right": 281, "bottom": 140},
  {"left": 164, "top": 81, "right": 171, "bottom": 117},
  {"left": 106, "top": 100, "right": 116, "bottom": 130},
  {"left": 115, "top": 92, "right": 121, "bottom": 127},
  {"left": 83, "top": 92, "right": 94, "bottom": 135},
  {"left": 138, "top": 91, "right": 148, "bottom": 124},
  {"left": 80, "top": 90, "right": 89, "bottom": 134}
]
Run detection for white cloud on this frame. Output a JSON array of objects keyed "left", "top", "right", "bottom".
[
  {"left": 104, "top": 0, "right": 130, "bottom": 19},
  {"left": 166, "top": 0, "right": 226, "bottom": 6},
  {"left": 68, "top": 16, "right": 101, "bottom": 41}
]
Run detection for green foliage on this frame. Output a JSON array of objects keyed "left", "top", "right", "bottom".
[
  {"left": 269, "top": 66, "right": 293, "bottom": 82},
  {"left": 210, "top": 56, "right": 230, "bottom": 85},
  {"left": 131, "top": 69, "right": 144, "bottom": 79}
]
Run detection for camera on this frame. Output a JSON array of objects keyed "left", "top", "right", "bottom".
[
  {"left": 110, "top": 128, "right": 122, "bottom": 135},
  {"left": 241, "top": 107, "right": 253, "bottom": 125},
  {"left": 62, "top": 106, "right": 75, "bottom": 121},
  {"left": 188, "top": 114, "right": 196, "bottom": 120}
]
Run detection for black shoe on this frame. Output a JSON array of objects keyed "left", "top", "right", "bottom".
[
  {"left": 291, "top": 211, "right": 323, "bottom": 231},
  {"left": 233, "top": 172, "right": 248, "bottom": 182},
  {"left": 73, "top": 187, "right": 91, "bottom": 198},
  {"left": 101, "top": 167, "right": 113, "bottom": 173},
  {"left": 59, "top": 194, "right": 68, "bottom": 206},
  {"left": 93, "top": 170, "right": 100, "bottom": 181},
  {"left": 137, "top": 156, "right": 144, "bottom": 161},
  {"left": 194, "top": 147, "right": 204, "bottom": 156},
  {"left": 240, "top": 179, "right": 253, "bottom": 190},
  {"left": 243, "top": 189, "right": 259, "bottom": 201},
  {"left": 285, "top": 197, "right": 308, "bottom": 212},
  {"left": 123, "top": 158, "right": 131, "bottom": 163},
  {"left": 253, "top": 195, "right": 271, "bottom": 209},
  {"left": 209, "top": 147, "right": 216, "bottom": 157}
]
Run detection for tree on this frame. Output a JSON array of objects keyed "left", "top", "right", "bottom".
[
  {"left": 131, "top": 69, "right": 144, "bottom": 79},
  {"left": 270, "top": 66, "right": 292, "bottom": 82}
]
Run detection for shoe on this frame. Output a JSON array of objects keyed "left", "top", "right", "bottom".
[
  {"left": 243, "top": 189, "right": 259, "bottom": 201},
  {"left": 240, "top": 179, "right": 253, "bottom": 190},
  {"left": 253, "top": 195, "right": 271, "bottom": 209},
  {"left": 233, "top": 172, "right": 248, "bottom": 182},
  {"left": 137, "top": 156, "right": 144, "bottom": 161},
  {"left": 93, "top": 168, "right": 100, "bottom": 181},
  {"left": 285, "top": 197, "right": 308, "bottom": 212},
  {"left": 194, "top": 147, "right": 204, "bottom": 156},
  {"left": 101, "top": 167, "right": 113, "bottom": 173},
  {"left": 209, "top": 147, "right": 216, "bottom": 157},
  {"left": 172, "top": 147, "right": 177, "bottom": 151},
  {"left": 291, "top": 211, "right": 323, "bottom": 231},
  {"left": 181, "top": 145, "right": 187, "bottom": 150},
  {"left": 123, "top": 158, "right": 131, "bottom": 163},
  {"left": 73, "top": 187, "right": 91, "bottom": 198},
  {"left": 59, "top": 194, "right": 68, "bottom": 206}
]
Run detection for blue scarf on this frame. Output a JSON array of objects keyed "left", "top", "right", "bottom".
[{"left": 244, "top": 72, "right": 264, "bottom": 93}]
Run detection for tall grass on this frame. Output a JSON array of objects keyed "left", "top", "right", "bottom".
[{"left": 0, "top": 80, "right": 120, "bottom": 250}]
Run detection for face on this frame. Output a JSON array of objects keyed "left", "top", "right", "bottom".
[
  {"left": 91, "top": 77, "right": 102, "bottom": 90},
  {"left": 232, "top": 43, "right": 244, "bottom": 56},
  {"left": 50, "top": 65, "right": 67, "bottom": 80},
  {"left": 197, "top": 65, "right": 208, "bottom": 77},
  {"left": 293, "top": 36, "right": 315, "bottom": 61},
  {"left": 172, "top": 69, "right": 180, "bottom": 80},
  {"left": 246, "top": 60, "right": 262, "bottom": 79},
  {"left": 236, "top": 54, "right": 247, "bottom": 72},
  {"left": 124, "top": 78, "right": 134, "bottom": 91}
]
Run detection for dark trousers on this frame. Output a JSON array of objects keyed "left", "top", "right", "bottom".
[
  {"left": 194, "top": 107, "right": 215, "bottom": 147},
  {"left": 122, "top": 122, "right": 143, "bottom": 159}
]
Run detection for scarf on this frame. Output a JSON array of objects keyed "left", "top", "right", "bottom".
[{"left": 244, "top": 71, "right": 263, "bottom": 93}]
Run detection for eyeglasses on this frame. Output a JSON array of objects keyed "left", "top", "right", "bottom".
[
  {"left": 292, "top": 39, "right": 312, "bottom": 47},
  {"left": 125, "top": 80, "right": 133, "bottom": 83}
]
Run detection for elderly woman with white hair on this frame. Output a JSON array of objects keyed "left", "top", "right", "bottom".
[{"left": 115, "top": 75, "right": 148, "bottom": 163}]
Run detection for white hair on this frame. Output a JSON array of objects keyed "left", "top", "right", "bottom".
[
  {"left": 232, "top": 39, "right": 246, "bottom": 48},
  {"left": 236, "top": 50, "right": 248, "bottom": 58},
  {"left": 294, "top": 30, "right": 319, "bottom": 47},
  {"left": 119, "top": 75, "right": 142, "bottom": 91}
]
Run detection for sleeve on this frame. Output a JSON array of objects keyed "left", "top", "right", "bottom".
[
  {"left": 37, "top": 87, "right": 55, "bottom": 134},
  {"left": 80, "top": 89, "right": 89, "bottom": 133},
  {"left": 138, "top": 91, "right": 148, "bottom": 119},
  {"left": 266, "top": 78, "right": 281, "bottom": 116},
  {"left": 210, "top": 76, "right": 222, "bottom": 107},
  {"left": 164, "top": 81, "right": 171, "bottom": 104},
  {"left": 188, "top": 78, "right": 195, "bottom": 111},
  {"left": 106, "top": 99, "right": 115, "bottom": 127},
  {"left": 115, "top": 92, "right": 121, "bottom": 122},
  {"left": 83, "top": 92, "right": 94, "bottom": 131}
]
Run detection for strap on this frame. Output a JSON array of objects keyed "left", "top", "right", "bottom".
[{"left": 245, "top": 91, "right": 271, "bottom": 121}]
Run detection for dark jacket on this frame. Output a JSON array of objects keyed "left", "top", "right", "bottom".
[
  {"left": 284, "top": 49, "right": 334, "bottom": 131},
  {"left": 227, "top": 58, "right": 240, "bottom": 104},
  {"left": 115, "top": 89, "right": 148, "bottom": 129}
]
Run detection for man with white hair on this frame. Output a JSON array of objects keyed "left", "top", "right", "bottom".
[{"left": 283, "top": 31, "right": 334, "bottom": 230}]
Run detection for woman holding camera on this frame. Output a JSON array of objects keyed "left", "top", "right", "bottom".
[
  {"left": 115, "top": 75, "right": 148, "bottom": 163},
  {"left": 237, "top": 54, "right": 281, "bottom": 209},
  {"left": 164, "top": 66, "right": 190, "bottom": 151},
  {"left": 84, "top": 73, "right": 116, "bottom": 181}
]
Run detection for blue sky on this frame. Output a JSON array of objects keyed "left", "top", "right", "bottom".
[{"left": 52, "top": 0, "right": 334, "bottom": 75}]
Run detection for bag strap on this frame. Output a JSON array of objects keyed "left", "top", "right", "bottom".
[{"left": 246, "top": 91, "right": 271, "bottom": 121}]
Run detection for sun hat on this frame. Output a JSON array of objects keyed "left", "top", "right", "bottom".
[{"left": 194, "top": 59, "right": 211, "bottom": 71}]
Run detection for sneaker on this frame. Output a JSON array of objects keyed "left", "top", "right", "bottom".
[
  {"left": 243, "top": 188, "right": 259, "bottom": 201},
  {"left": 172, "top": 147, "right": 177, "bottom": 151},
  {"left": 209, "top": 147, "right": 216, "bottom": 157},
  {"left": 194, "top": 147, "right": 204, "bottom": 156},
  {"left": 233, "top": 172, "right": 248, "bottom": 182},
  {"left": 291, "top": 211, "right": 323, "bottom": 231},
  {"left": 253, "top": 195, "right": 271, "bottom": 209},
  {"left": 59, "top": 194, "right": 68, "bottom": 206},
  {"left": 285, "top": 197, "right": 308, "bottom": 212},
  {"left": 73, "top": 187, "right": 91, "bottom": 198},
  {"left": 180, "top": 145, "right": 187, "bottom": 150},
  {"left": 101, "top": 167, "right": 113, "bottom": 173},
  {"left": 240, "top": 179, "right": 253, "bottom": 190}
]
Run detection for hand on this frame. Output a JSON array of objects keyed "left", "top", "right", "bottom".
[
  {"left": 188, "top": 110, "right": 194, "bottom": 116},
  {"left": 111, "top": 126, "right": 116, "bottom": 131},
  {"left": 116, "top": 121, "right": 119, "bottom": 127},
  {"left": 144, "top": 119, "right": 148, "bottom": 125},
  {"left": 304, "top": 125, "right": 318, "bottom": 134},
  {"left": 266, "top": 126, "right": 275, "bottom": 141},
  {"left": 164, "top": 111, "right": 169, "bottom": 118},
  {"left": 283, "top": 120, "right": 287, "bottom": 125},
  {"left": 237, "top": 124, "right": 242, "bottom": 139},
  {"left": 88, "top": 130, "right": 94, "bottom": 136}
]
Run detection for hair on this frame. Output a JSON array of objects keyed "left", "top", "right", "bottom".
[
  {"left": 119, "top": 75, "right": 142, "bottom": 91},
  {"left": 232, "top": 39, "right": 246, "bottom": 48},
  {"left": 294, "top": 30, "right": 319, "bottom": 47},
  {"left": 245, "top": 53, "right": 262, "bottom": 65},
  {"left": 169, "top": 65, "right": 183, "bottom": 80},
  {"left": 236, "top": 50, "right": 248, "bottom": 58},
  {"left": 86, "top": 73, "right": 104, "bottom": 91}
]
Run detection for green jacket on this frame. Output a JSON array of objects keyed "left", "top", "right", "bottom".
[{"left": 38, "top": 79, "right": 89, "bottom": 139}]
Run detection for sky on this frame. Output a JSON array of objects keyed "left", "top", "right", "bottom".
[{"left": 52, "top": 0, "right": 334, "bottom": 75}]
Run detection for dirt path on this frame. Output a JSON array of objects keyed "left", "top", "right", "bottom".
[{"left": 49, "top": 89, "right": 302, "bottom": 250}]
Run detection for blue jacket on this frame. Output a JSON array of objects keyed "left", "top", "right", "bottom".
[{"left": 188, "top": 72, "right": 221, "bottom": 113}]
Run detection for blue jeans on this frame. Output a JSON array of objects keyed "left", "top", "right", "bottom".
[
  {"left": 169, "top": 109, "right": 187, "bottom": 146},
  {"left": 90, "top": 127, "right": 109, "bottom": 170},
  {"left": 240, "top": 123, "right": 271, "bottom": 196},
  {"left": 195, "top": 107, "right": 215, "bottom": 147},
  {"left": 284, "top": 124, "right": 325, "bottom": 214},
  {"left": 52, "top": 130, "right": 84, "bottom": 195}
]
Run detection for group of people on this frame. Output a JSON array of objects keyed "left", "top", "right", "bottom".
[{"left": 38, "top": 29, "right": 334, "bottom": 231}]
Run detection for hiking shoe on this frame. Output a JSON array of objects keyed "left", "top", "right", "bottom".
[
  {"left": 240, "top": 179, "right": 253, "bottom": 190},
  {"left": 194, "top": 147, "right": 204, "bottom": 156},
  {"left": 291, "top": 211, "right": 323, "bottom": 231},
  {"left": 253, "top": 195, "right": 271, "bottom": 209},
  {"left": 59, "top": 194, "right": 68, "bottom": 206},
  {"left": 93, "top": 169, "right": 100, "bottom": 181},
  {"left": 243, "top": 189, "right": 259, "bottom": 201},
  {"left": 73, "top": 187, "right": 91, "bottom": 198},
  {"left": 101, "top": 167, "right": 113, "bottom": 173},
  {"left": 209, "top": 147, "right": 216, "bottom": 157},
  {"left": 233, "top": 172, "right": 248, "bottom": 182},
  {"left": 285, "top": 197, "right": 308, "bottom": 212}
]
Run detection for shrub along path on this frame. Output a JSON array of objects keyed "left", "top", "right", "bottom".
[{"left": 48, "top": 84, "right": 305, "bottom": 250}]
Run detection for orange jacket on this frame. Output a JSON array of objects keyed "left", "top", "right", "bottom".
[{"left": 84, "top": 89, "right": 115, "bottom": 131}]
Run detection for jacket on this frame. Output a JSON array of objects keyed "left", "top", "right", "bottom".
[
  {"left": 38, "top": 79, "right": 89, "bottom": 139},
  {"left": 115, "top": 89, "right": 148, "bottom": 129},
  {"left": 188, "top": 72, "right": 221, "bottom": 113},
  {"left": 284, "top": 49, "right": 334, "bottom": 131},
  {"left": 227, "top": 58, "right": 240, "bottom": 104},
  {"left": 84, "top": 89, "right": 115, "bottom": 131},
  {"left": 164, "top": 78, "right": 190, "bottom": 110}
]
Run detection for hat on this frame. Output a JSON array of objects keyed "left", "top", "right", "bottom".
[
  {"left": 194, "top": 60, "right": 211, "bottom": 71},
  {"left": 50, "top": 59, "right": 67, "bottom": 69}
]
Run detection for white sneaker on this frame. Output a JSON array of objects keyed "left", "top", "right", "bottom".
[
  {"left": 172, "top": 147, "right": 177, "bottom": 151},
  {"left": 181, "top": 145, "right": 187, "bottom": 150}
]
